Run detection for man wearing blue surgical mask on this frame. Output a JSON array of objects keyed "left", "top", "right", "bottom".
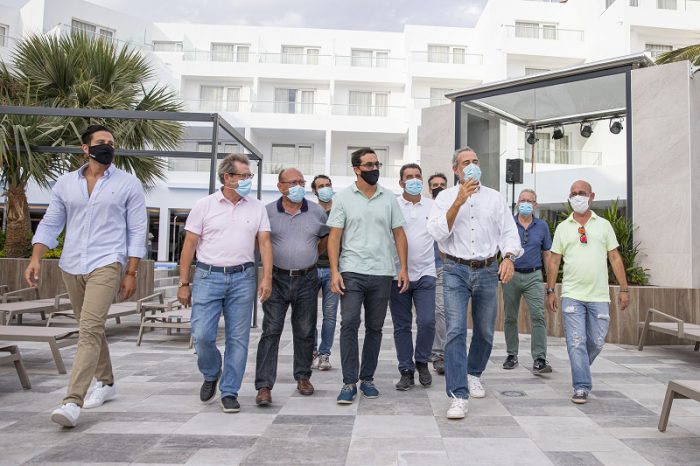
[
  {"left": 502, "top": 189, "right": 552, "bottom": 375},
  {"left": 390, "top": 164, "right": 437, "bottom": 391},
  {"left": 254, "top": 168, "right": 330, "bottom": 406}
]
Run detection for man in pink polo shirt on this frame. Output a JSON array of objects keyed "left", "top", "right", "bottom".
[{"left": 178, "top": 153, "right": 272, "bottom": 413}]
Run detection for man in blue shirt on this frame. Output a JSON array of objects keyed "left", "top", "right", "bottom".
[
  {"left": 25, "top": 125, "right": 147, "bottom": 427},
  {"left": 502, "top": 188, "right": 552, "bottom": 374}
]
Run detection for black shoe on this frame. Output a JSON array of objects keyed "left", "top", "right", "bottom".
[
  {"left": 571, "top": 390, "right": 588, "bottom": 404},
  {"left": 221, "top": 396, "right": 240, "bottom": 413},
  {"left": 502, "top": 355, "right": 518, "bottom": 370},
  {"left": 395, "top": 372, "right": 415, "bottom": 391},
  {"left": 200, "top": 378, "right": 218, "bottom": 402},
  {"left": 416, "top": 362, "right": 432, "bottom": 387},
  {"left": 433, "top": 357, "right": 445, "bottom": 375},
  {"left": 533, "top": 358, "right": 552, "bottom": 374}
]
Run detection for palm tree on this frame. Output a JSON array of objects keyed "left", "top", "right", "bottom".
[
  {"left": 656, "top": 44, "right": 700, "bottom": 66},
  {"left": 0, "top": 33, "right": 183, "bottom": 257}
]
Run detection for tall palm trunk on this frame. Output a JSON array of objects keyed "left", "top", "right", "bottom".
[{"left": 4, "top": 183, "right": 32, "bottom": 257}]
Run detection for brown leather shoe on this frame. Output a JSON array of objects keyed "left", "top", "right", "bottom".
[
  {"left": 297, "top": 379, "right": 314, "bottom": 396},
  {"left": 256, "top": 387, "right": 272, "bottom": 406}
]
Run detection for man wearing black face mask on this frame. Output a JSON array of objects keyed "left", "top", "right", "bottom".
[
  {"left": 327, "top": 148, "right": 409, "bottom": 404},
  {"left": 26, "top": 124, "right": 147, "bottom": 428},
  {"left": 427, "top": 173, "right": 448, "bottom": 374}
]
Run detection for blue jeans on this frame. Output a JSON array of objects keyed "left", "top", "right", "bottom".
[
  {"left": 561, "top": 298, "right": 610, "bottom": 393},
  {"left": 313, "top": 267, "right": 339, "bottom": 356},
  {"left": 255, "top": 269, "right": 318, "bottom": 389},
  {"left": 443, "top": 260, "right": 499, "bottom": 399},
  {"left": 389, "top": 275, "right": 436, "bottom": 373},
  {"left": 191, "top": 266, "right": 256, "bottom": 399}
]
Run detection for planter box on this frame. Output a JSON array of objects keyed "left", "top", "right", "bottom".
[{"left": 0, "top": 258, "right": 155, "bottom": 301}]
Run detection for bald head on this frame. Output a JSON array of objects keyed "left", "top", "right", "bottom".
[
  {"left": 278, "top": 167, "right": 303, "bottom": 182},
  {"left": 570, "top": 180, "right": 593, "bottom": 197}
]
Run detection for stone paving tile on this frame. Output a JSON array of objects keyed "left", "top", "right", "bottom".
[{"left": 546, "top": 451, "right": 604, "bottom": 466}]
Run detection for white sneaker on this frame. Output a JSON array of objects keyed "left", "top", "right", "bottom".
[
  {"left": 467, "top": 374, "right": 485, "bottom": 398},
  {"left": 83, "top": 382, "right": 117, "bottom": 409},
  {"left": 311, "top": 352, "right": 321, "bottom": 370},
  {"left": 446, "top": 396, "right": 469, "bottom": 419},
  {"left": 50, "top": 403, "right": 80, "bottom": 427},
  {"left": 318, "top": 354, "right": 332, "bottom": 371}
]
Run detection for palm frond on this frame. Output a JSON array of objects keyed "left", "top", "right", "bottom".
[{"left": 656, "top": 44, "right": 700, "bottom": 66}]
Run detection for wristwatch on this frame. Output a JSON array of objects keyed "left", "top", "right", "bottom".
[
  {"left": 546, "top": 287, "right": 555, "bottom": 295},
  {"left": 504, "top": 254, "right": 516, "bottom": 262},
  {"left": 178, "top": 281, "right": 190, "bottom": 288}
]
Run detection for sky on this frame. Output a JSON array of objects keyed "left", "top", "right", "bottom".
[{"left": 4, "top": 0, "right": 488, "bottom": 31}]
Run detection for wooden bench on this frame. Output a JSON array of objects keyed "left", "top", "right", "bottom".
[
  {"left": 637, "top": 308, "right": 700, "bottom": 351},
  {"left": 659, "top": 380, "right": 700, "bottom": 432},
  {"left": 0, "top": 326, "right": 79, "bottom": 374},
  {"left": 0, "top": 345, "right": 31, "bottom": 389}
]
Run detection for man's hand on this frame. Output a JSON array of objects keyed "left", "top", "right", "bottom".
[
  {"left": 498, "top": 258, "right": 514, "bottom": 284},
  {"left": 618, "top": 292, "right": 630, "bottom": 311},
  {"left": 330, "top": 271, "right": 345, "bottom": 296},
  {"left": 546, "top": 292, "right": 559, "bottom": 312},
  {"left": 454, "top": 178, "right": 479, "bottom": 207},
  {"left": 397, "top": 268, "right": 410, "bottom": 293},
  {"left": 118, "top": 275, "right": 137, "bottom": 301},
  {"left": 258, "top": 277, "right": 272, "bottom": 302},
  {"left": 24, "top": 260, "right": 41, "bottom": 287},
  {"left": 177, "top": 285, "right": 191, "bottom": 307}
]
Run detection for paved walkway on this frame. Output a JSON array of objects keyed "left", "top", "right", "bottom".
[{"left": 1, "top": 310, "right": 700, "bottom": 465}]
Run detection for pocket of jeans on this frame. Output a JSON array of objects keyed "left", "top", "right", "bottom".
[
  {"left": 196, "top": 269, "right": 210, "bottom": 280},
  {"left": 244, "top": 265, "right": 257, "bottom": 280}
]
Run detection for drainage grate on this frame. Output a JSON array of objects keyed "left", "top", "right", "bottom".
[{"left": 500, "top": 390, "right": 527, "bottom": 397}]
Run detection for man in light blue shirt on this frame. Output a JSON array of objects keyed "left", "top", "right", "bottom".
[{"left": 25, "top": 125, "right": 147, "bottom": 428}]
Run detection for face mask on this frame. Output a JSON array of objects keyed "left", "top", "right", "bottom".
[
  {"left": 359, "top": 169, "right": 380, "bottom": 186},
  {"left": 404, "top": 179, "right": 423, "bottom": 196},
  {"left": 518, "top": 202, "right": 534, "bottom": 217},
  {"left": 317, "top": 186, "right": 333, "bottom": 202},
  {"left": 233, "top": 178, "right": 252, "bottom": 197},
  {"left": 569, "top": 195, "right": 590, "bottom": 214},
  {"left": 462, "top": 163, "right": 481, "bottom": 183},
  {"left": 286, "top": 185, "right": 306, "bottom": 203},
  {"left": 431, "top": 187, "right": 444, "bottom": 199},
  {"left": 88, "top": 143, "right": 115, "bottom": 165}
]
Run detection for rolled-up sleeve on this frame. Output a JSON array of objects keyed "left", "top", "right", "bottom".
[
  {"left": 427, "top": 194, "right": 451, "bottom": 243},
  {"left": 125, "top": 180, "right": 148, "bottom": 258},
  {"left": 32, "top": 181, "right": 67, "bottom": 249},
  {"left": 498, "top": 199, "right": 523, "bottom": 258}
]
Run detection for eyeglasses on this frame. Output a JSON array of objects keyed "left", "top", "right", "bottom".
[
  {"left": 279, "top": 180, "right": 307, "bottom": 187},
  {"left": 523, "top": 229, "right": 529, "bottom": 245},
  {"left": 578, "top": 226, "right": 587, "bottom": 244},
  {"left": 229, "top": 172, "right": 255, "bottom": 180},
  {"left": 431, "top": 182, "right": 447, "bottom": 188},
  {"left": 355, "top": 162, "right": 383, "bottom": 169}
]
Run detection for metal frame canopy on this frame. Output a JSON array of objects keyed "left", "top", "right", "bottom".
[
  {"left": 447, "top": 53, "right": 655, "bottom": 221},
  {"left": 0, "top": 105, "right": 264, "bottom": 197}
]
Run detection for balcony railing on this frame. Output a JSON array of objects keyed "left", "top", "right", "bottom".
[
  {"left": 503, "top": 25, "right": 585, "bottom": 42},
  {"left": 334, "top": 55, "right": 405, "bottom": 69},
  {"left": 258, "top": 52, "right": 333, "bottom": 66},
  {"left": 331, "top": 104, "right": 404, "bottom": 118},
  {"left": 252, "top": 101, "right": 330, "bottom": 115},
  {"left": 192, "top": 100, "right": 250, "bottom": 112},
  {"left": 517, "top": 148, "right": 602, "bottom": 166},
  {"left": 411, "top": 51, "right": 484, "bottom": 65}
]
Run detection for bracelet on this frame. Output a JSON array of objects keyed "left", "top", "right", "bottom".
[{"left": 619, "top": 289, "right": 629, "bottom": 293}]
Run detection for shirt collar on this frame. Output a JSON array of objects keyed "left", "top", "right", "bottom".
[
  {"left": 276, "top": 196, "right": 308, "bottom": 213},
  {"left": 514, "top": 214, "right": 541, "bottom": 227},
  {"left": 399, "top": 194, "right": 423, "bottom": 206},
  {"left": 216, "top": 188, "right": 247, "bottom": 205},
  {"left": 566, "top": 211, "right": 598, "bottom": 223},
  {"left": 78, "top": 163, "right": 115, "bottom": 179},
  {"left": 352, "top": 182, "right": 384, "bottom": 199}
]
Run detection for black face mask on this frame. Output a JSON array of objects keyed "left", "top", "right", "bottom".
[
  {"left": 359, "top": 169, "right": 380, "bottom": 186},
  {"left": 431, "top": 187, "right": 445, "bottom": 199},
  {"left": 89, "top": 143, "right": 115, "bottom": 165}
]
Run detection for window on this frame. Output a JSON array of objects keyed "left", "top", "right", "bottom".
[
  {"left": 168, "top": 142, "right": 239, "bottom": 172},
  {"left": 331, "top": 146, "right": 398, "bottom": 177},
  {"left": 605, "top": 0, "right": 616, "bottom": 8},
  {"left": 629, "top": 0, "right": 638, "bottom": 5},
  {"left": 266, "top": 144, "right": 315, "bottom": 175},
  {"left": 71, "top": 19, "right": 114, "bottom": 40},
  {"left": 199, "top": 86, "right": 241, "bottom": 112},
  {"left": 452, "top": 48, "right": 466, "bottom": 64},
  {"left": 225, "top": 87, "right": 241, "bottom": 112},
  {"left": 515, "top": 21, "right": 540, "bottom": 39},
  {"left": 0, "top": 24, "right": 7, "bottom": 48},
  {"left": 281, "top": 46, "right": 320, "bottom": 65},
  {"left": 525, "top": 67, "right": 550, "bottom": 76},
  {"left": 427, "top": 45, "right": 450, "bottom": 63},
  {"left": 274, "top": 88, "right": 315, "bottom": 114},
  {"left": 348, "top": 91, "right": 388, "bottom": 116},
  {"left": 645, "top": 43, "right": 673, "bottom": 58},
  {"left": 210, "top": 43, "right": 249, "bottom": 62},
  {"left": 237, "top": 45, "right": 250, "bottom": 63},
  {"left": 306, "top": 48, "right": 319, "bottom": 65},
  {"left": 351, "top": 49, "right": 390, "bottom": 67},
  {"left": 525, "top": 132, "right": 570, "bottom": 164},
  {"left": 430, "top": 88, "right": 453, "bottom": 106},
  {"left": 375, "top": 51, "right": 389, "bottom": 68},
  {"left": 153, "top": 41, "right": 183, "bottom": 52},
  {"left": 657, "top": 0, "right": 677, "bottom": 9},
  {"left": 542, "top": 24, "right": 557, "bottom": 40}
]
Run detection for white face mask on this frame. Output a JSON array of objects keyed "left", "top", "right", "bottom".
[{"left": 569, "top": 195, "right": 590, "bottom": 214}]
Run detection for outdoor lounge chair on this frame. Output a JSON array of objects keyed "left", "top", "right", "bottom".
[
  {"left": 0, "top": 326, "right": 78, "bottom": 374},
  {"left": 637, "top": 308, "right": 700, "bottom": 351},
  {"left": 45, "top": 292, "right": 169, "bottom": 327},
  {"left": 0, "top": 292, "right": 71, "bottom": 325},
  {"left": 136, "top": 305, "right": 192, "bottom": 348},
  {"left": 658, "top": 380, "right": 700, "bottom": 432},
  {"left": 0, "top": 344, "right": 31, "bottom": 389}
]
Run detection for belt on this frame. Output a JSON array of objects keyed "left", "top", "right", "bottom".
[
  {"left": 196, "top": 261, "right": 254, "bottom": 274},
  {"left": 515, "top": 266, "right": 542, "bottom": 274},
  {"left": 445, "top": 254, "right": 497, "bottom": 268},
  {"left": 273, "top": 265, "right": 316, "bottom": 277}
]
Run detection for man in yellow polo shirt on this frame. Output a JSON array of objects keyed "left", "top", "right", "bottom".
[{"left": 546, "top": 180, "right": 629, "bottom": 405}]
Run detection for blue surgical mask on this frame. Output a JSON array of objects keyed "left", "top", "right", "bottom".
[
  {"left": 234, "top": 179, "right": 252, "bottom": 197},
  {"left": 518, "top": 202, "right": 534, "bottom": 217},
  {"left": 317, "top": 186, "right": 333, "bottom": 203},
  {"left": 404, "top": 179, "right": 423, "bottom": 196},
  {"left": 462, "top": 163, "right": 481, "bottom": 183},
  {"left": 287, "top": 185, "right": 306, "bottom": 203}
]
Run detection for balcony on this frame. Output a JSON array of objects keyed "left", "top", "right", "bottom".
[
  {"left": 331, "top": 104, "right": 404, "bottom": 118},
  {"left": 504, "top": 24, "right": 585, "bottom": 42},
  {"left": 501, "top": 24, "right": 587, "bottom": 59},
  {"left": 252, "top": 101, "right": 330, "bottom": 115},
  {"left": 258, "top": 52, "right": 334, "bottom": 66},
  {"left": 410, "top": 51, "right": 484, "bottom": 81}
]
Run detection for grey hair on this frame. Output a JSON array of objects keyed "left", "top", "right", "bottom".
[
  {"left": 451, "top": 146, "right": 477, "bottom": 167},
  {"left": 218, "top": 153, "right": 250, "bottom": 184},
  {"left": 519, "top": 188, "right": 537, "bottom": 202}
]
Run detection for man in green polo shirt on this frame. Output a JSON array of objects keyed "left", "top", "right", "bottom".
[
  {"left": 546, "top": 180, "right": 629, "bottom": 405},
  {"left": 327, "top": 148, "right": 409, "bottom": 404}
]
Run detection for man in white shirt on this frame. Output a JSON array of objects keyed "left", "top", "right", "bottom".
[
  {"left": 428, "top": 147, "right": 522, "bottom": 420},
  {"left": 389, "top": 164, "right": 436, "bottom": 391}
]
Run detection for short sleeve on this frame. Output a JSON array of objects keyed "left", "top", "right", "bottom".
[
  {"left": 327, "top": 197, "right": 346, "bottom": 228},
  {"left": 258, "top": 206, "right": 271, "bottom": 232},
  {"left": 541, "top": 222, "right": 553, "bottom": 251},
  {"left": 389, "top": 196, "right": 405, "bottom": 229},
  {"left": 550, "top": 225, "right": 564, "bottom": 255},
  {"left": 184, "top": 199, "right": 206, "bottom": 236},
  {"left": 605, "top": 221, "right": 619, "bottom": 251},
  {"left": 318, "top": 210, "right": 330, "bottom": 237}
]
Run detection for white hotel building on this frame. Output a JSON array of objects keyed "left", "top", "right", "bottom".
[{"left": 1, "top": 0, "right": 699, "bottom": 261}]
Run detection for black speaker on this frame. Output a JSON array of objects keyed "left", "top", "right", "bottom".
[{"left": 505, "top": 159, "right": 523, "bottom": 184}]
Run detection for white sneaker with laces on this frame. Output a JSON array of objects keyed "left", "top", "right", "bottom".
[
  {"left": 311, "top": 352, "right": 321, "bottom": 370},
  {"left": 83, "top": 382, "right": 117, "bottom": 409},
  {"left": 318, "top": 354, "right": 332, "bottom": 371},
  {"left": 467, "top": 374, "right": 485, "bottom": 398},
  {"left": 446, "top": 396, "right": 469, "bottom": 419},
  {"left": 50, "top": 403, "right": 80, "bottom": 427}
]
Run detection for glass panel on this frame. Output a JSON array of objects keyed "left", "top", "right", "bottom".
[
  {"left": 452, "top": 48, "right": 466, "bottom": 64},
  {"left": 267, "top": 144, "right": 296, "bottom": 173},
  {"left": 99, "top": 29, "right": 113, "bottom": 40},
  {"left": 72, "top": 19, "right": 96, "bottom": 38},
  {"left": 349, "top": 91, "right": 372, "bottom": 116},
  {"left": 374, "top": 93, "right": 388, "bottom": 117},
  {"left": 226, "top": 88, "right": 240, "bottom": 112},
  {"left": 542, "top": 25, "right": 557, "bottom": 40},
  {"left": 300, "top": 90, "right": 315, "bottom": 114},
  {"left": 427, "top": 45, "right": 449, "bottom": 63},
  {"left": 153, "top": 41, "right": 183, "bottom": 52},
  {"left": 0, "top": 25, "right": 6, "bottom": 47},
  {"left": 351, "top": 49, "right": 373, "bottom": 67},
  {"left": 274, "top": 88, "right": 293, "bottom": 113},
  {"left": 211, "top": 43, "right": 235, "bottom": 62},
  {"left": 297, "top": 145, "right": 314, "bottom": 174},
  {"left": 606, "top": 0, "right": 616, "bottom": 8},
  {"left": 306, "top": 48, "right": 319, "bottom": 65},
  {"left": 515, "top": 21, "right": 539, "bottom": 39},
  {"left": 200, "top": 86, "right": 223, "bottom": 111},
  {"left": 375, "top": 51, "right": 389, "bottom": 68},
  {"left": 657, "top": 0, "right": 677, "bottom": 9},
  {"left": 282, "top": 46, "right": 304, "bottom": 64},
  {"left": 554, "top": 135, "right": 571, "bottom": 164},
  {"left": 645, "top": 43, "right": 673, "bottom": 58},
  {"left": 630, "top": 0, "right": 638, "bottom": 5},
  {"left": 236, "top": 45, "right": 250, "bottom": 63}
]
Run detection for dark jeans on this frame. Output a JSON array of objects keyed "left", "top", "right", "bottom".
[
  {"left": 389, "top": 275, "right": 436, "bottom": 373},
  {"left": 339, "top": 272, "right": 393, "bottom": 385},
  {"left": 255, "top": 268, "right": 318, "bottom": 390}
]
